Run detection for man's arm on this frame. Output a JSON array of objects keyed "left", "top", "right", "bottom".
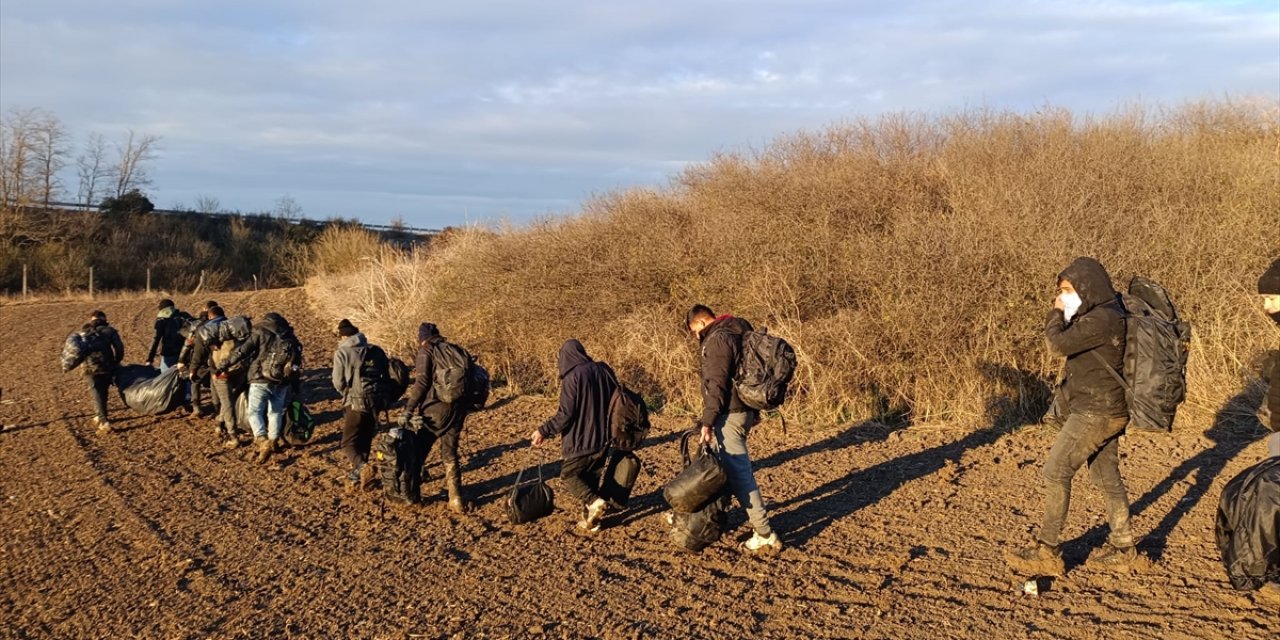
[
  {"left": 146, "top": 319, "right": 163, "bottom": 363},
  {"left": 403, "top": 347, "right": 433, "bottom": 415},
  {"left": 332, "top": 349, "right": 348, "bottom": 396},
  {"left": 111, "top": 330, "right": 126, "bottom": 365},
  {"left": 1045, "top": 308, "right": 1113, "bottom": 358},
  {"left": 218, "top": 333, "right": 257, "bottom": 373},
  {"left": 700, "top": 332, "right": 735, "bottom": 426},
  {"left": 537, "top": 371, "right": 580, "bottom": 440}
]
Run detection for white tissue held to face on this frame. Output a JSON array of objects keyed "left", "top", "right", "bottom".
[{"left": 1059, "top": 291, "right": 1083, "bottom": 322}]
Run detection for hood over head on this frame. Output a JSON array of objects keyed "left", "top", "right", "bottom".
[
  {"left": 340, "top": 332, "right": 367, "bottom": 349},
  {"left": 418, "top": 322, "right": 441, "bottom": 343},
  {"left": 1058, "top": 257, "right": 1117, "bottom": 313},
  {"left": 1259, "top": 258, "right": 1280, "bottom": 295},
  {"left": 557, "top": 339, "right": 593, "bottom": 378},
  {"left": 260, "top": 312, "right": 288, "bottom": 334}
]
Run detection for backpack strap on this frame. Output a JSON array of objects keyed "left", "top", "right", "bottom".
[{"left": 1089, "top": 350, "right": 1132, "bottom": 394}]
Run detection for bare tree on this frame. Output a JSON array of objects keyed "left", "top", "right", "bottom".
[
  {"left": 0, "top": 108, "right": 40, "bottom": 207},
  {"left": 30, "top": 111, "right": 69, "bottom": 206},
  {"left": 194, "top": 194, "right": 221, "bottom": 214},
  {"left": 76, "top": 133, "right": 110, "bottom": 206},
  {"left": 112, "top": 130, "right": 160, "bottom": 197},
  {"left": 274, "top": 195, "right": 303, "bottom": 221}
]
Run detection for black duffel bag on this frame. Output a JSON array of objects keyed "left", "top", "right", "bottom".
[
  {"left": 670, "top": 493, "right": 730, "bottom": 552},
  {"left": 663, "top": 429, "right": 727, "bottom": 513},
  {"left": 600, "top": 449, "right": 642, "bottom": 509},
  {"left": 1216, "top": 457, "right": 1280, "bottom": 591},
  {"left": 506, "top": 452, "right": 556, "bottom": 524}
]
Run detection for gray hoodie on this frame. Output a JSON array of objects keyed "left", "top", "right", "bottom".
[{"left": 332, "top": 332, "right": 372, "bottom": 412}]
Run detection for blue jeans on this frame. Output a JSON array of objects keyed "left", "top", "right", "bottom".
[
  {"left": 713, "top": 410, "right": 773, "bottom": 537},
  {"left": 247, "top": 383, "right": 289, "bottom": 440}
]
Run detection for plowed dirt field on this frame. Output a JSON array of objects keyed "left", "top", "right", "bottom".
[{"left": 1, "top": 289, "right": 1275, "bottom": 639}]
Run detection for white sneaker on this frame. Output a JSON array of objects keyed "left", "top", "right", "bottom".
[
  {"left": 744, "top": 531, "right": 783, "bottom": 554},
  {"left": 577, "top": 498, "right": 608, "bottom": 533}
]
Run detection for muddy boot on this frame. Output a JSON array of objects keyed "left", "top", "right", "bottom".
[
  {"left": 255, "top": 438, "right": 273, "bottom": 464},
  {"left": 1004, "top": 540, "right": 1065, "bottom": 577},
  {"left": 444, "top": 463, "right": 466, "bottom": 514},
  {"left": 1089, "top": 543, "right": 1138, "bottom": 569}
]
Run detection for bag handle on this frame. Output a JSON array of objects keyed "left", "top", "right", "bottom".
[{"left": 514, "top": 448, "right": 546, "bottom": 487}]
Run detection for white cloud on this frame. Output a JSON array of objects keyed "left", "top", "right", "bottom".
[{"left": 1, "top": 0, "right": 1275, "bottom": 226}]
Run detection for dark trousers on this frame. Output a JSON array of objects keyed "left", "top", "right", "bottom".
[
  {"left": 1039, "top": 413, "right": 1133, "bottom": 547},
  {"left": 418, "top": 424, "right": 462, "bottom": 467},
  {"left": 87, "top": 374, "right": 112, "bottom": 421},
  {"left": 341, "top": 408, "right": 377, "bottom": 468},
  {"left": 560, "top": 449, "right": 608, "bottom": 505},
  {"left": 212, "top": 374, "right": 245, "bottom": 435}
]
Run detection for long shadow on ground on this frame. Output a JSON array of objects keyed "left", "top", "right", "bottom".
[
  {"left": 766, "top": 363, "right": 1050, "bottom": 549},
  {"left": 1070, "top": 380, "right": 1265, "bottom": 566}
]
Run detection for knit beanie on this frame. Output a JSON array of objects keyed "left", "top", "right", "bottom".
[{"left": 337, "top": 319, "right": 359, "bottom": 337}]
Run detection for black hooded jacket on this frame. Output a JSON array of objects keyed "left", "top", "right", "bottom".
[
  {"left": 538, "top": 340, "right": 617, "bottom": 459},
  {"left": 1260, "top": 258, "right": 1280, "bottom": 432},
  {"left": 221, "top": 313, "right": 302, "bottom": 385},
  {"left": 699, "top": 315, "right": 755, "bottom": 425},
  {"left": 1046, "top": 257, "right": 1128, "bottom": 419},
  {"left": 405, "top": 322, "right": 447, "bottom": 416}
]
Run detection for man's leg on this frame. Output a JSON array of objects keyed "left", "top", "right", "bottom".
[
  {"left": 88, "top": 375, "right": 111, "bottom": 428},
  {"left": 1086, "top": 418, "right": 1134, "bottom": 549},
  {"left": 213, "top": 378, "right": 236, "bottom": 439},
  {"left": 560, "top": 451, "right": 607, "bottom": 505},
  {"left": 438, "top": 417, "right": 466, "bottom": 512},
  {"left": 714, "top": 411, "right": 774, "bottom": 538},
  {"left": 340, "top": 409, "right": 364, "bottom": 468},
  {"left": 356, "top": 410, "right": 377, "bottom": 462},
  {"left": 265, "top": 384, "right": 287, "bottom": 442},
  {"left": 246, "top": 383, "right": 269, "bottom": 440}
]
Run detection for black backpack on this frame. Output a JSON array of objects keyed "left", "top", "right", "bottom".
[
  {"left": 735, "top": 329, "right": 798, "bottom": 411},
  {"left": 505, "top": 454, "right": 556, "bottom": 524},
  {"left": 355, "top": 344, "right": 392, "bottom": 409},
  {"left": 600, "top": 449, "right": 642, "bottom": 509},
  {"left": 670, "top": 494, "right": 730, "bottom": 553},
  {"left": 431, "top": 341, "right": 473, "bottom": 404},
  {"left": 387, "top": 357, "right": 411, "bottom": 403},
  {"left": 373, "top": 427, "right": 422, "bottom": 505},
  {"left": 463, "top": 362, "right": 490, "bottom": 411},
  {"left": 161, "top": 311, "right": 194, "bottom": 352},
  {"left": 1216, "top": 457, "right": 1280, "bottom": 591},
  {"left": 1091, "top": 276, "right": 1192, "bottom": 433},
  {"left": 260, "top": 329, "right": 302, "bottom": 384},
  {"left": 605, "top": 368, "right": 650, "bottom": 451},
  {"left": 663, "top": 430, "right": 728, "bottom": 513}
]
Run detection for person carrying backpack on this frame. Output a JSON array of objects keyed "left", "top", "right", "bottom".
[
  {"left": 1258, "top": 258, "right": 1280, "bottom": 458},
  {"left": 1006, "top": 257, "right": 1138, "bottom": 577},
  {"left": 146, "top": 299, "right": 192, "bottom": 373},
  {"left": 77, "top": 310, "right": 126, "bottom": 433},
  {"left": 686, "top": 304, "right": 781, "bottom": 554},
  {"left": 215, "top": 312, "right": 303, "bottom": 463},
  {"left": 177, "top": 301, "right": 220, "bottom": 419},
  {"left": 332, "top": 319, "right": 380, "bottom": 490},
  {"left": 201, "top": 307, "right": 247, "bottom": 448},
  {"left": 399, "top": 322, "right": 470, "bottom": 513},
  {"left": 529, "top": 339, "right": 619, "bottom": 533}
]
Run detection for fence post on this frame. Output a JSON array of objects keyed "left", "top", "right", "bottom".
[
  {"left": 146, "top": 268, "right": 152, "bottom": 295},
  {"left": 22, "top": 264, "right": 28, "bottom": 299},
  {"left": 253, "top": 274, "right": 259, "bottom": 291},
  {"left": 89, "top": 267, "right": 95, "bottom": 299}
]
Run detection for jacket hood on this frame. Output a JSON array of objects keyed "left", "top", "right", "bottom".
[
  {"left": 157, "top": 306, "right": 175, "bottom": 320},
  {"left": 340, "top": 333, "right": 367, "bottom": 349},
  {"left": 418, "top": 322, "right": 441, "bottom": 343},
  {"left": 260, "top": 312, "right": 287, "bottom": 334},
  {"left": 700, "top": 314, "right": 753, "bottom": 342},
  {"left": 1259, "top": 258, "right": 1280, "bottom": 295},
  {"left": 1058, "top": 257, "right": 1117, "bottom": 313},
  {"left": 557, "top": 339, "right": 593, "bottom": 378}
]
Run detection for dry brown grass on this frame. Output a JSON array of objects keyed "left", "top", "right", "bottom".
[{"left": 309, "top": 100, "right": 1280, "bottom": 429}]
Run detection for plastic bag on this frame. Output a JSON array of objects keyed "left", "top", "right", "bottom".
[{"left": 116, "top": 365, "right": 184, "bottom": 415}]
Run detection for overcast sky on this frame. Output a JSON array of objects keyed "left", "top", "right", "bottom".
[{"left": 2, "top": 1, "right": 1277, "bottom": 228}]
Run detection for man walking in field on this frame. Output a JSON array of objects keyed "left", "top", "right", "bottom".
[
  {"left": 686, "top": 304, "right": 781, "bottom": 554},
  {"left": 1257, "top": 258, "right": 1280, "bottom": 457},
  {"left": 1006, "top": 257, "right": 1137, "bottom": 576},
  {"left": 401, "top": 323, "right": 470, "bottom": 512},
  {"left": 80, "top": 310, "right": 126, "bottom": 433},
  {"left": 177, "top": 300, "right": 220, "bottom": 419},
  {"left": 332, "top": 319, "right": 380, "bottom": 490},
  {"left": 216, "top": 312, "right": 303, "bottom": 463},
  {"left": 530, "top": 339, "right": 617, "bottom": 533}
]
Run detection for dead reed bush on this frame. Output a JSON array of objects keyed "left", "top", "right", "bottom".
[
  {"left": 310, "top": 100, "right": 1279, "bottom": 429},
  {"left": 307, "top": 225, "right": 386, "bottom": 277}
]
